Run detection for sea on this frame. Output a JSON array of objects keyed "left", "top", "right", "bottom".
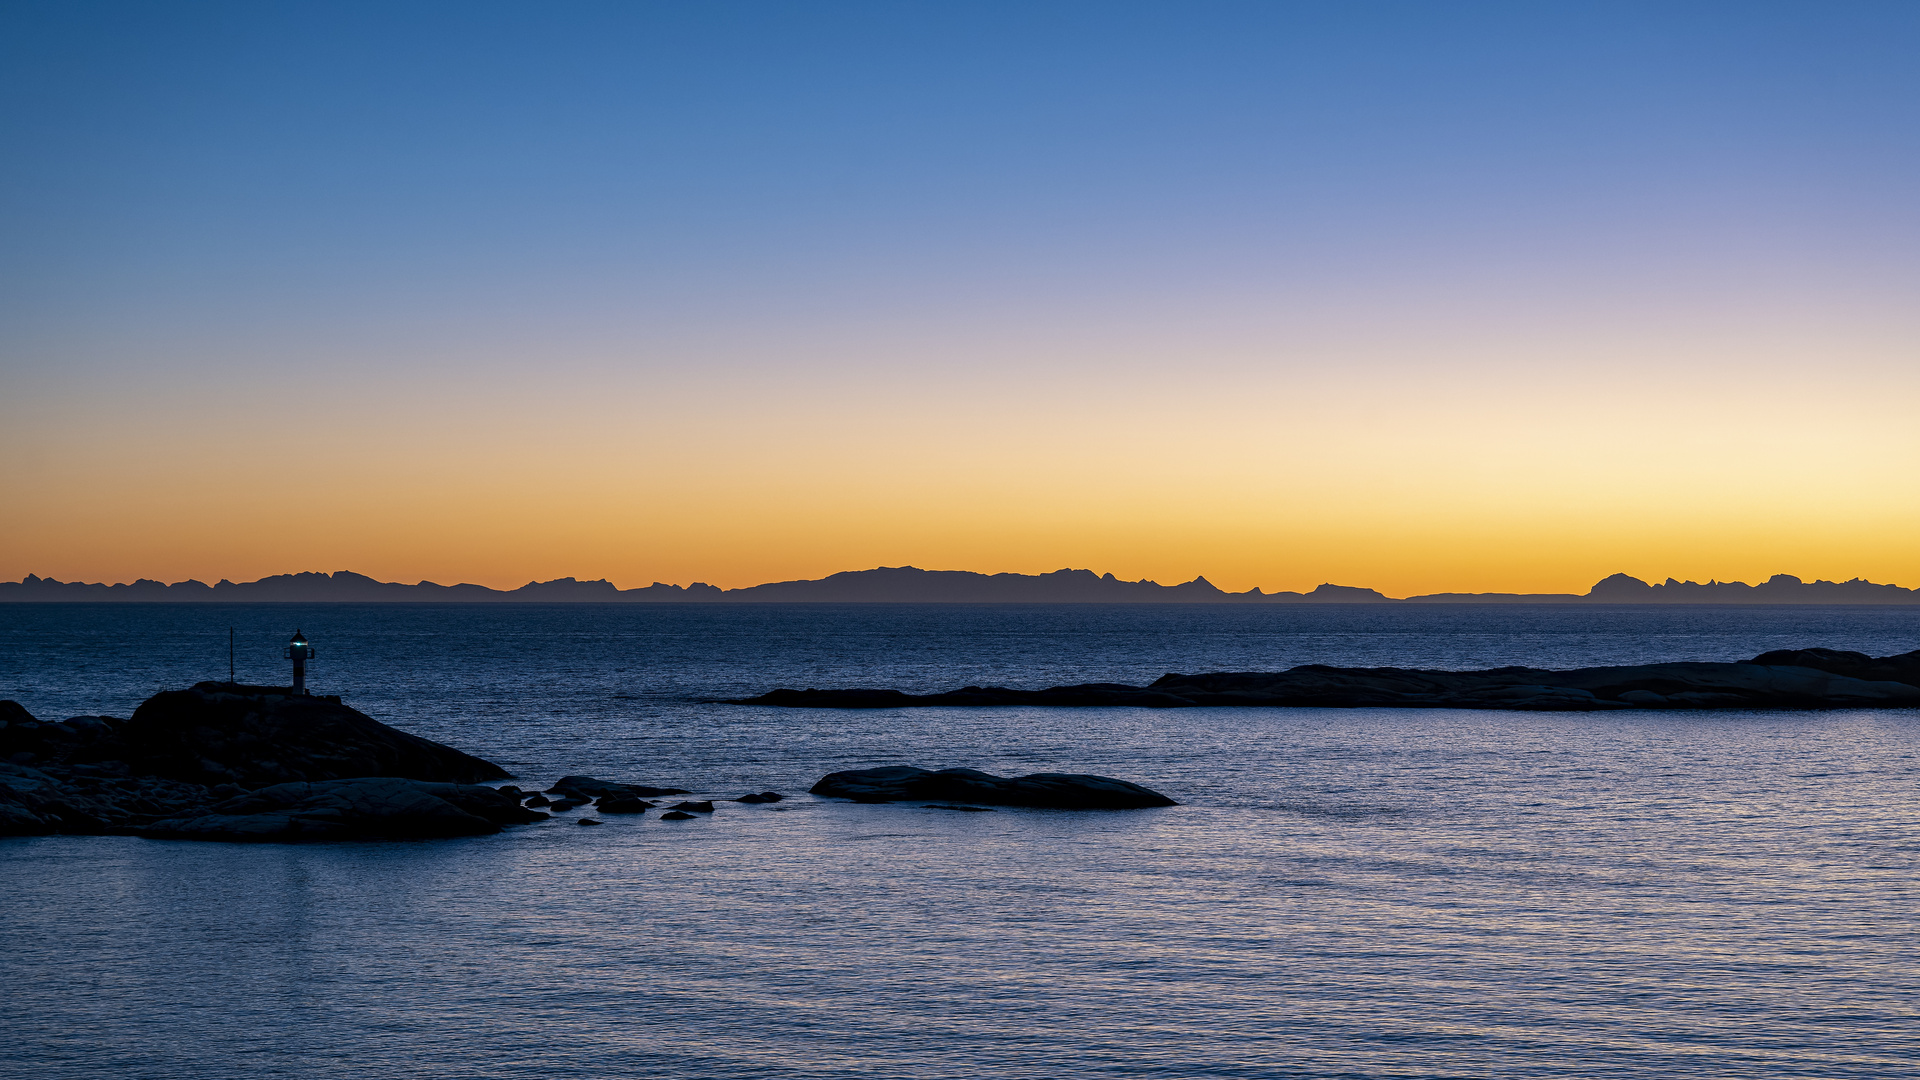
[{"left": 2, "top": 603, "right": 1917, "bottom": 1079}]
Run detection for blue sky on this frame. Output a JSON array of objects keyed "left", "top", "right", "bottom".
[{"left": 4, "top": 1, "right": 1918, "bottom": 590}]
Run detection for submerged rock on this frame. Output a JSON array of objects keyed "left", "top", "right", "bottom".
[
  {"left": 594, "top": 795, "right": 654, "bottom": 814},
  {"left": 659, "top": 810, "right": 696, "bottom": 820},
  {"left": 666, "top": 800, "right": 714, "bottom": 813},
  {"left": 733, "top": 791, "right": 783, "bottom": 803},
  {"left": 811, "top": 767, "right": 1177, "bottom": 809}
]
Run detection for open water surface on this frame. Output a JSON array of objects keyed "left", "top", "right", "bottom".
[{"left": 3, "top": 604, "right": 1918, "bottom": 1078}]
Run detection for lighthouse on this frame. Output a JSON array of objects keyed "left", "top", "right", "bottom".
[{"left": 284, "top": 630, "right": 315, "bottom": 695}]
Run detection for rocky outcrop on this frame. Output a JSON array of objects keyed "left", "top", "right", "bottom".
[
  {"left": 811, "top": 766, "right": 1177, "bottom": 809},
  {"left": 0, "top": 686, "right": 522, "bottom": 839},
  {"left": 141, "top": 778, "right": 545, "bottom": 842},
  {"left": 1747, "top": 647, "right": 1920, "bottom": 687},
  {"left": 123, "top": 682, "right": 507, "bottom": 786},
  {"left": 739, "top": 648, "right": 1920, "bottom": 712}
]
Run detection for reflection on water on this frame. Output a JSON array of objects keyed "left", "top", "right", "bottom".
[{"left": 2, "top": 605, "right": 1917, "bottom": 1077}]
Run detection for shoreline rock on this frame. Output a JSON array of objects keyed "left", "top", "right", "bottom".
[
  {"left": 737, "top": 648, "right": 1920, "bottom": 712},
  {"left": 141, "top": 778, "right": 547, "bottom": 842}
]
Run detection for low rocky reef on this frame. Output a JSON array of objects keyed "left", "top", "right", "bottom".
[
  {"left": 812, "top": 766, "right": 1176, "bottom": 809},
  {"left": 734, "top": 647, "right": 1920, "bottom": 712}
]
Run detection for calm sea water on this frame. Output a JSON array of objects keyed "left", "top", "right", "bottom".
[{"left": 3, "top": 603, "right": 1918, "bottom": 1079}]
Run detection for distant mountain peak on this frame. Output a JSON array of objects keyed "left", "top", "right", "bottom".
[{"left": 3, "top": 568, "right": 1914, "bottom": 604}]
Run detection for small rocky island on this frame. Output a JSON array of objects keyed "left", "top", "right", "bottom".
[
  {"left": 736, "top": 647, "right": 1920, "bottom": 711},
  {"left": 0, "top": 682, "right": 543, "bottom": 840},
  {"left": 812, "top": 766, "right": 1177, "bottom": 808}
]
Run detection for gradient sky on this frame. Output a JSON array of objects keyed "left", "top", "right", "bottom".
[{"left": 4, "top": 0, "right": 1917, "bottom": 594}]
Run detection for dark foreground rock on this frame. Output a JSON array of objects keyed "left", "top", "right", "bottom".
[
  {"left": 739, "top": 648, "right": 1920, "bottom": 712},
  {"left": 812, "top": 766, "right": 1177, "bottom": 809},
  {"left": 1, "top": 684, "right": 522, "bottom": 839},
  {"left": 141, "top": 778, "right": 546, "bottom": 842}
]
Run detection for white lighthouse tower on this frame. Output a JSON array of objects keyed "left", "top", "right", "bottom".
[{"left": 284, "top": 630, "right": 315, "bottom": 695}]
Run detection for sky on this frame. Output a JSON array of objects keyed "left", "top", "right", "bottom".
[{"left": 3, "top": 0, "right": 1917, "bottom": 595}]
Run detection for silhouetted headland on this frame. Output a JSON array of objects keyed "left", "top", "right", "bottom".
[
  {"left": 734, "top": 647, "right": 1920, "bottom": 712},
  {"left": 5, "top": 567, "right": 1918, "bottom": 603}
]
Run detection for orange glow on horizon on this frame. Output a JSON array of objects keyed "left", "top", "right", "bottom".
[{"left": 6, "top": 319, "right": 1917, "bottom": 596}]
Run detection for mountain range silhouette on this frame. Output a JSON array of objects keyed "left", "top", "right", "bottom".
[{"left": 3, "top": 567, "right": 1915, "bottom": 603}]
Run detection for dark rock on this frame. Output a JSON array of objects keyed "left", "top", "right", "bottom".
[
  {"left": 811, "top": 767, "right": 1177, "bottom": 809},
  {"left": 524, "top": 794, "right": 551, "bottom": 807},
  {"left": 545, "top": 775, "right": 690, "bottom": 800},
  {"left": 595, "top": 795, "right": 654, "bottom": 814},
  {"left": 659, "top": 810, "right": 696, "bottom": 820},
  {"left": 121, "top": 683, "right": 509, "bottom": 786},
  {"left": 924, "top": 804, "right": 995, "bottom": 812},
  {"left": 140, "top": 777, "right": 544, "bottom": 842},
  {"left": 1747, "top": 648, "right": 1920, "bottom": 688},
  {"left": 1, "top": 759, "right": 220, "bottom": 836},
  {"left": 0, "top": 689, "right": 527, "bottom": 840},
  {"left": 577, "top": 817, "right": 601, "bottom": 826},
  {"left": 733, "top": 791, "right": 783, "bottom": 803},
  {"left": 666, "top": 800, "right": 714, "bottom": 813},
  {"left": 547, "top": 800, "right": 581, "bottom": 812},
  {"left": 740, "top": 649, "right": 1920, "bottom": 712}
]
